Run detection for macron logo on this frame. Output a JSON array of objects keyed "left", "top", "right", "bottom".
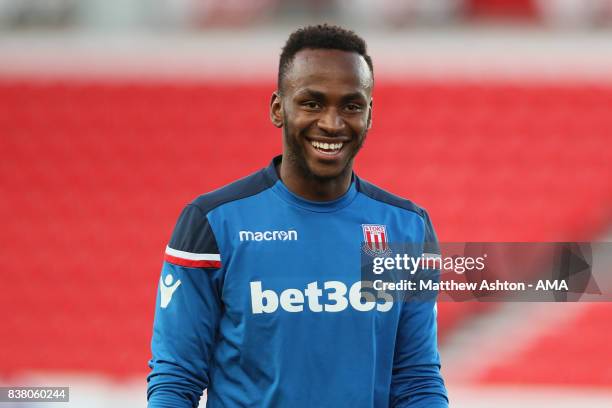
[
  {"left": 239, "top": 229, "right": 298, "bottom": 242},
  {"left": 160, "top": 274, "right": 181, "bottom": 309}
]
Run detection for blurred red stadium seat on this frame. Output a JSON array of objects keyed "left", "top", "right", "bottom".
[
  {"left": 0, "top": 79, "right": 610, "bottom": 379},
  {"left": 468, "top": 0, "right": 537, "bottom": 19},
  {"left": 478, "top": 303, "right": 612, "bottom": 386}
]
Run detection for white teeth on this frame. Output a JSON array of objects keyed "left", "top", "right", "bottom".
[{"left": 311, "top": 141, "right": 343, "bottom": 152}]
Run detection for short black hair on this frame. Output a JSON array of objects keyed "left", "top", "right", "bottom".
[{"left": 278, "top": 24, "right": 374, "bottom": 91}]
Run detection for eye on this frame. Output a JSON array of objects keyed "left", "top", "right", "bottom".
[
  {"left": 302, "top": 101, "right": 321, "bottom": 110},
  {"left": 344, "top": 103, "right": 363, "bottom": 113}
]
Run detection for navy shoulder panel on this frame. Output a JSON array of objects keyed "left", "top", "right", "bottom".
[
  {"left": 168, "top": 204, "right": 219, "bottom": 256},
  {"left": 190, "top": 164, "right": 277, "bottom": 215},
  {"left": 355, "top": 177, "right": 424, "bottom": 218},
  {"left": 356, "top": 177, "right": 440, "bottom": 253},
  {"left": 165, "top": 162, "right": 277, "bottom": 267}
]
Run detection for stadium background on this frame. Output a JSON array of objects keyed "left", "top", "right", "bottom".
[{"left": 1, "top": 1, "right": 611, "bottom": 406}]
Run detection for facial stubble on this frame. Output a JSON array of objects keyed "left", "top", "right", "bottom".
[{"left": 281, "top": 110, "right": 368, "bottom": 182}]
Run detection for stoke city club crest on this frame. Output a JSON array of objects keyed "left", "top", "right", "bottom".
[{"left": 362, "top": 224, "right": 392, "bottom": 256}]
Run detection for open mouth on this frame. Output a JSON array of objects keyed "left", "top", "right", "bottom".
[{"left": 310, "top": 140, "right": 344, "bottom": 156}]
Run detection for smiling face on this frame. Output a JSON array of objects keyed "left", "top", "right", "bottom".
[{"left": 271, "top": 48, "right": 373, "bottom": 182}]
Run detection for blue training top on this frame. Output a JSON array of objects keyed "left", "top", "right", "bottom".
[{"left": 147, "top": 156, "right": 448, "bottom": 408}]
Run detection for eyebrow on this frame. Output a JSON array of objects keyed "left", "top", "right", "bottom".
[{"left": 296, "top": 88, "right": 367, "bottom": 103}]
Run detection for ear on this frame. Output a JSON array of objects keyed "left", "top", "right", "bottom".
[
  {"left": 366, "top": 98, "right": 373, "bottom": 130},
  {"left": 270, "top": 91, "right": 283, "bottom": 128}
]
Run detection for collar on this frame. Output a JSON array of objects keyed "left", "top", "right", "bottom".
[{"left": 264, "top": 155, "right": 358, "bottom": 213}]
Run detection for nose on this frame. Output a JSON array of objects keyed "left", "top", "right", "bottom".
[{"left": 317, "top": 108, "right": 345, "bottom": 135}]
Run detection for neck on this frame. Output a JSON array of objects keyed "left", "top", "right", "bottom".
[{"left": 277, "top": 159, "right": 352, "bottom": 202}]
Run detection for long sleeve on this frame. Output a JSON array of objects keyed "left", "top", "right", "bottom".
[
  {"left": 147, "top": 204, "right": 224, "bottom": 408},
  {"left": 390, "top": 300, "right": 448, "bottom": 407},
  {"left": 390, "top": 210, "right": 448, "bottom": 408}
]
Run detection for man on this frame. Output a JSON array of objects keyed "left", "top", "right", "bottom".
[{"left": 147, "top": 24, "right": 448, "bottom": 407}]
